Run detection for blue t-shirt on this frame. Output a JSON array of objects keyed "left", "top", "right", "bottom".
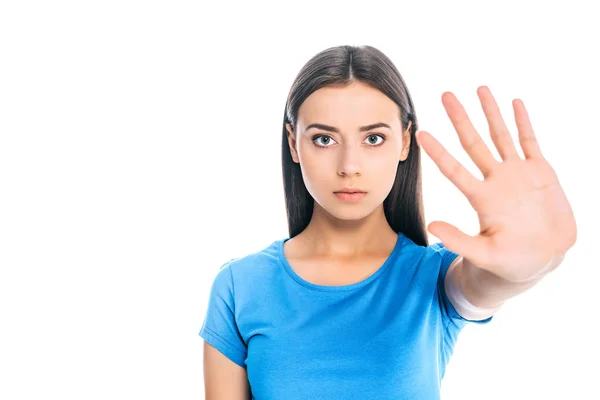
[{"left": 199, "top": 232, "right": 493, "bottom": 399}]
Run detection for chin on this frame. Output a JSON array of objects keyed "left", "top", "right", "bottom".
[{"left": 318, "top": 200, "right": 377, "bottom": 221}]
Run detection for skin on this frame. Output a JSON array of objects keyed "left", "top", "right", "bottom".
[{"left": 284, "top": 80, "right": 412, "bottom": 281}]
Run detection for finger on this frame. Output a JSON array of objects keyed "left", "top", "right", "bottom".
[
  {"left": 417, "top": 130, "right": 480, "bottom": 197},
  {"left": 442, "top": 91, "right": 498, "bottom": 177},
  {"left": 477, "top": 86, "right": 520, "bottom": 161},
  {"left": 428, "top": 221, "right": 490, "bottom": 266},
  {"left": 513, "top": 98, "right": 543, "bottom": 160}
]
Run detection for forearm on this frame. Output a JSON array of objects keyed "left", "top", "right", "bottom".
[{"left": 454, "top": 254, "right": 565, "bottom": 310}]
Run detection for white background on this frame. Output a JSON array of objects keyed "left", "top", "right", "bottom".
[{"left": 1, "top": 0, "right": 598, "bottom": 399}]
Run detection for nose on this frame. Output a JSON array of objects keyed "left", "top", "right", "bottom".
[{"left": 337, "top": 143, "right": 362, "bottom": 177}]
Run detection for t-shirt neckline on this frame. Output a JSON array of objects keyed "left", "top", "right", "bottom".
[{"left": 278, "top": 233, "right": 405, "bottom": 292}]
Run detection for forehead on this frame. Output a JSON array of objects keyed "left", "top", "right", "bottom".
[{"left": 297, "top": 81, "right": 400, "bottom": 128}]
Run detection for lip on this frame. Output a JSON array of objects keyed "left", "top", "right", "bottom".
[
  {"left": 334, "top": 187, "right": 366, "bottom": 193},
  {"left": 334, "top": 192, "right": 367, "bottom": 202}
]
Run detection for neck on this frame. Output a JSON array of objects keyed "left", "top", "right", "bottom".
[{"left": 297, "top": 204, "right": 397, "bottom": 258}]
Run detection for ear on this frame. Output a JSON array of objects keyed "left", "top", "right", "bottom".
[
  {"left": 286, "top": 123, "right": 300, "bottom": 163},
  {"left": 400, "top": 121, "right": 412, "bottom": 161}
]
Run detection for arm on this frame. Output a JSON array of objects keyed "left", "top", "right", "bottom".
[
  {"left": 445, "top": 254, "right": 566, "bottom": 320},
  {"left": 204, "top": 341, "right": 252, "bottom": 400}
]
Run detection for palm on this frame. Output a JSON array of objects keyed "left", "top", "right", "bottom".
[{"left": 417, "top": 86, "right": 577, "bottom": 283}]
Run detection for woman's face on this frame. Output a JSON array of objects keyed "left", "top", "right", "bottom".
[{"left": 286, "top": 80, "right": 412, "bottom": 221}]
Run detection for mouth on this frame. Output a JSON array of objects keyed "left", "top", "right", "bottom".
[{"left": 334, "top": 192, "right": 367, "bottom": 202}]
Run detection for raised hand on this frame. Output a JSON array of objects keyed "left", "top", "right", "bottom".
[{"left": 416, "top": 86, "right": 577, "bottom": 283}]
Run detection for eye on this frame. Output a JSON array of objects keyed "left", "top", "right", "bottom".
[
  {"left": 312, "top": 134, "right": 386, "bottom": 148},
  {"left": 312, "top": 135, "right": 337, "bottom": 147},
  {"left": 365, "top": 134, "right": 385, "bottom": 146}
]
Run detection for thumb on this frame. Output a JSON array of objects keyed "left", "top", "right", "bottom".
[{"left": 428, "top": 221, "right": 479, "bottom": 257}]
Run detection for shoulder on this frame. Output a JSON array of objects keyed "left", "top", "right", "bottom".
[
  {"left": 427, "top": 241, "right": 460, "bottom": 266},
  {"left": 223, "top": 238, "right": 282, "bottom": 272},
  {"left": 210, "top": 237, "right": 285, "bottom": 286},
  {"left": 393, "top": 235, "right": 461, "bottom": 283},
  {"left": 396, "top": 233, "right": 457, "bottom": 265}
]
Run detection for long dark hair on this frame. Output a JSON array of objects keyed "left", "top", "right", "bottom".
[{"left": 281, "top": 45, "right": 428, "bottom": 247}]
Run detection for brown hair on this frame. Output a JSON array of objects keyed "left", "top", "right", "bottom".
[{"left": 281, "top": 45, "right": 428, "bottom": 247}]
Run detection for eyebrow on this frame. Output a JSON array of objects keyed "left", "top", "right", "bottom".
[{"left": 304, "top": 122, "right": 392, "bottom": 133}]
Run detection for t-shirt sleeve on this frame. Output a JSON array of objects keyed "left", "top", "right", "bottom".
[
  {"left": 432, "top": 242, "right": 494, "bottom": 327},
  {"left": 199, "top": 260, "right": 248, "bottom": 368}
]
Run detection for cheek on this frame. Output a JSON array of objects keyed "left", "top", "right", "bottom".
[
  {"left": 369, "top": 148, "right": 399, "bottom": 172},
  {"left": 297, "top": 142, "right": 327, "bottom": 169},
  {"left": 298, "top": 153, "right": 329, "bottom": 188},
  {"left": 382, "top": 160, "right": 401, "bottom": 192},
  {"left": 295, "top": 146, "right": 333, "bottom": 196},
  {"left": 367, "top": 149, "right": 402, "bottom": 193}
]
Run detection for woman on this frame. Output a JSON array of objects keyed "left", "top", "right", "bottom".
[{"left": 200, "top": 45, "right": 577, "bottom": 399}]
